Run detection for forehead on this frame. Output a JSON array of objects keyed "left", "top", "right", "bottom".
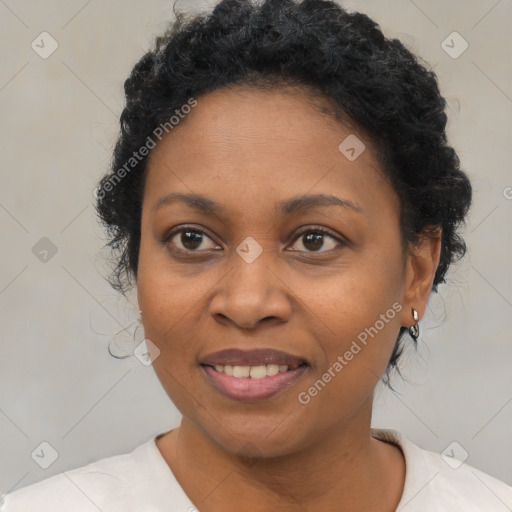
[
  {"left": 144, "top": 86, "right": 399, "bottom": 222},
  {"left": 147, "top": 85, "right": 363, "bottom": 166}
]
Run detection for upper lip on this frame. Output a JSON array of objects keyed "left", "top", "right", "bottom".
[{"left": 200, "top": 348, "right": 308, "bottom": 367}]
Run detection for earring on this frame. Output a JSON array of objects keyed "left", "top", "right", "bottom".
[
  {"left": 108, "top": 315, "right": 145, "bottom": 360},
  {"left": 409, "top": 308, "right": 419, "bottom": 341}
]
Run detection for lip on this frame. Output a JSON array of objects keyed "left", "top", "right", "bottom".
[
  {"left": 200, "top": 348, "right": 308, "bottom": 367},
  {"left": 201, "top": 364, "right": 309, "bottom": 401}
]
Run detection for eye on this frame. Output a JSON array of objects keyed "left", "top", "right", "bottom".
[
  {"left": 163, "top": 226, "right": 220, "bottom": 253},
  {"left": 162, "top": 225, "right": 345, "bottom": 255},
  {"left": 288, "top": 227, "right": 344, "bottom": 253}
]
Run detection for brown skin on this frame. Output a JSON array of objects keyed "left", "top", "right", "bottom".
[{"left": 136, "top": 86, "right": 441, "bottom": 511}]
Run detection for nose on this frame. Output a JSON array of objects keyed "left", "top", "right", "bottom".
[{"left": 209, "top": 248, "right": 292, "bottom": 330}]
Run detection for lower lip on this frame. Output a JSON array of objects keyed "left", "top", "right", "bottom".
[{"left": 201, "top": 365, "right": 309, "bottom": 401}]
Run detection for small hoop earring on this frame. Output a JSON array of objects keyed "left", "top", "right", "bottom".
[
  {"left": 108, "top": 320, "right": 145, "bottom": 359},
  {"left": 409, "top": 307, "right": 419, "bottom": 341}
]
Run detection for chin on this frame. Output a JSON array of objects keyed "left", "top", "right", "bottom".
[{"left": 195, "top": 411, "right": 312, "bottom": 460}]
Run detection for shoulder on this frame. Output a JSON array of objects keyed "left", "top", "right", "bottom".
[
  {"left": 1, "top": 434, "right": 191, "bottom": 512},
  {"left": 372, "top": 428, "right": 512, "bottom": 511}
]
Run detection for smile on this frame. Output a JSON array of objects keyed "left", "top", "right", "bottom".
[
  {"left": 201, "top": 363, "right": 309, "bottom": 401},
  {"left": 210, "top": 363, "right": 300, "bottom": 378}
]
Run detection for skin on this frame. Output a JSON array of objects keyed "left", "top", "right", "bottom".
[{"left": 136, "top": 86, "right": 442, "bottom": 511}]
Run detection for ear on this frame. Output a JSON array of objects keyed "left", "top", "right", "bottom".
[{"left": 400, "top": 226, "right": 442, "bottom": 326}]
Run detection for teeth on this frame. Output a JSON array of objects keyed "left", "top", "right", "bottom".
[
  {"left": 233, "top": 366, "right": 250, "bottom": 378},
  {"left": 249, "top": 365, "right": 267, "bottom": 379},
  {"left": 266, "top": 364, "right": 280, "bottom": 376},
  {"left": 211, "top": 363, "right": 294, "bottom": 378}
]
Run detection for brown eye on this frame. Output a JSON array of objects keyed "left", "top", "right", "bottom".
[
  {"left": 302, "top": 232, "right": 324, "bottom": 251},
  {"left": 165, "top": 227, "right": 220, "bottom": 252},
  {"left": 289, "top": 228, "right": 344, "bottom": 253},
  {"left": 179, "top": 229, "right": 204, "bottom": 250}
]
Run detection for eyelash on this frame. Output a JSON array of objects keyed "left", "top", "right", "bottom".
[{"left": 162, "top": 225, "right": 346, "bottom": 255}]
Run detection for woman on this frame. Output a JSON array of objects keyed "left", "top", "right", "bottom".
[{"left": 3, "top": 0, "right": 511, "bottom": 510}]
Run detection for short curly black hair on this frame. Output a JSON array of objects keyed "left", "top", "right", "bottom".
[{"left": 95, "top": 0, "right": 472, "bottom": 384}]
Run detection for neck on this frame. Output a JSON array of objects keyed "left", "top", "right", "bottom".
[{"left": 156, "top": 401, "right": 405, "bottom": 511}]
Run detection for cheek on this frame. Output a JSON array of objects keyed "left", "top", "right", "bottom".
[
  {"left": 137, "top": 238, "right": 195, "bottom": 355},
  {"left": 137, "top": 255, "right": 202, "bottom": 412},
  {"left": 299, "top": 250, "right": 404, "bottom": 369},
  {"left": 293, "top": 275, "right": 403, "bottom": 421},
  {"left": 138, "top": 229, "right": 200, "bottom": 314}
]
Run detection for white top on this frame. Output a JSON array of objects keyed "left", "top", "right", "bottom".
[{"left": 2, "top": 429, "right": 512, "bottom": 511}]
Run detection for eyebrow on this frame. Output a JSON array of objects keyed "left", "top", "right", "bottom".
[{"left": 152, "top": 192, "right": 364, "bottom": 216}]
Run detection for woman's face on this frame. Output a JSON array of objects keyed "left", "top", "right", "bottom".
[{"left": 137, "top": 87, "right": 428, "bottom": 457}]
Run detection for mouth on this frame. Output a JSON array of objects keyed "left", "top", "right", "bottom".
[{"left": 199, "top": 348, "right": 310, "bottom": 401}]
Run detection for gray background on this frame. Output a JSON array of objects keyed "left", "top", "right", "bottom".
[{"left": 1, "top": 0, "right": 511, "bottom": 496}]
